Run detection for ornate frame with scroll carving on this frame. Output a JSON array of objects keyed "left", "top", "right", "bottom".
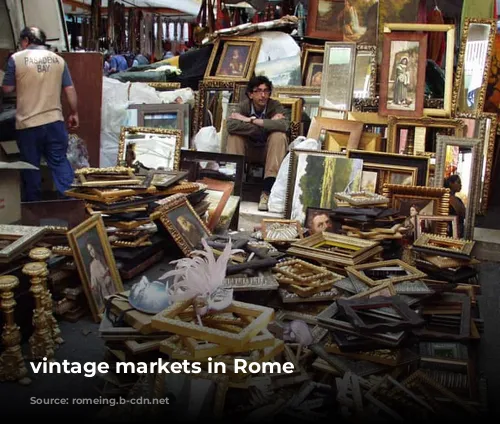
[
  {"left": 386, "top": 116, "right": 466, "bottom": 155},
  {"left": 382, "top": 184, "right": 450, "bottom": 236},
  {"left": 452, "top": 18, "right": 496, "bottom": 116},
  {"left": 383, "top": 23, "right": 455, "bottom": 117},
  {"left": 0, "top": 225, "right": 46, "bottom": 263},
  {"left": 118, "top": 126, "right": 182, "bottom": 171}
]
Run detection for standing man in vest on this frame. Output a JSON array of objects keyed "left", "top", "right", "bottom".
[{"left": 2, "top": 27, "right": 78, "bottom": 202}]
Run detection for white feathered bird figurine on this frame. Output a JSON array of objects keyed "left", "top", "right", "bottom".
[{"left": 159, "top": 238, "right": 240, "bottom": 315}]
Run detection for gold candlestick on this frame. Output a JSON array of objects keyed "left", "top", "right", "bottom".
[
  {"left": 0, "top": 275, "right": 31, "bottom": 385},
  {"left": 29, "top": 248, "right": 64, "bottom": 345},
  {"left": 23, "top": 263, "right": 55, "bottom": 360}
]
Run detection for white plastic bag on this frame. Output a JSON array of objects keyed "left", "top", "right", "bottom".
[
  {"left": 193, "top": 126, "right": 221, "bottom": 153},
  {"left": 268, "top": 137, "right": 321, "bottom": 214}
]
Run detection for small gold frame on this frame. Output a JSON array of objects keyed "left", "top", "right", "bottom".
[
  {"left": 334, "top": 191, "right": 389, "bottom": 206},
  {"left": 416, "top": 215, "right": 459, "bottom": 239},
  {"left": 273, "top": 258, "right": 333, "bottom": 285},
  {"left": 118, "top": 126, "right": 182, "bottom": 170},
  {"left": 151, "top": 300, "right": 274, "bottom": 349},
  {"left": 261, "top": 219, "right": 304, "bottom": 243},
  {"left": 273, "top": 97, "right": 303, "bottom": 122},
  {"left": 413, "top": 233, "right": 475, "bottom": 257},
  {"left": 345, "top": 259, "right": 427, "bottom": 287}
]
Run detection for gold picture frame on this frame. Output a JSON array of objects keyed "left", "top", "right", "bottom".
[
  {"left": 195, "top": 80, "right": 236, "bottom": 136},
  {"left": 415, "top": 215, "right": 459, "bottom": 239},
  {"left": 382, "top": 184, "right": 450, "bottom": 236},
  {"left": 345, "top": 259, "right": 427, "bottom": 287},
  {"left": 147, "top": 82, "right": 181, "bottom": 91},
  {"left": 413, "top": 233, "right": 475, "bottom": 257},
  {"left": 383, "top": 23, "right": 456, "bottom": 117},
  {"left": 273, "top": 97, "right": 303, "bottom": 122},
  {"left": 261, "top": 219, "right": 304, "bottom": 243},
  {"left": 156, "top": 198, "right": 212, "bottom": 256},
  {"left": 452, "top": 18, "right": 496, "bottom": 116},
  {"left": 204, "top": 36, "right": 262, "bottom": 82},
  {"left": 0, "top": 225, "right": 47, "bottom": 263},
  {"left": 118, "top": 126, "right": 182, "bottom": 171},
  {"left": 307, "top": 116, "right": 363, "bottom": 151},
  {"left": 301, "top": 43, "right": 325, "bottom": 86},
  {"left": 387, "top": 116, "right": 466, "bottom": 155},
  {"left": 67, "top": 215, "right": 124, "bottom": 322}
]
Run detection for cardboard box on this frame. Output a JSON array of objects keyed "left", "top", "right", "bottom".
[{"left": 0, "top": 161, "right": 38, "bottom": 224}]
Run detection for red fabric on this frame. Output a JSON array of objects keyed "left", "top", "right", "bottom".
[
  {"left": 417, "top": 0, "right": 427, "bottom": 23},
  {"left": 427, "top": 8, "right": 446, "bottom": 66}
]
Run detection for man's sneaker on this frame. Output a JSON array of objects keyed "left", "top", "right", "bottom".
[{"left": 258, "top": 192, "right": 269, "bottom": 211}]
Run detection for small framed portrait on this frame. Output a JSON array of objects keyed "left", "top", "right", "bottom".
[
  {"left": 67, "top": 214, "right": 124, "bottom": 322},
  {"left": 305, "top": 63, "right": 323, "bottom": 87},
  {"left": 379, "top": 31, "right": 428, "bottom": 117},
  {"left": 205, "top": 36, "right": 262, "bottom": 82},
  {"left": 305, "top": 207, "right": 335, "bottom": 235},
  {"left": 158, "top": 198, "right": 212, "bottom": 255}
]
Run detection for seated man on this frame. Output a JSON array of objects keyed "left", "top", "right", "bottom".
[{"left": 226, "top": 76, "right": 289, "bottom": 211}]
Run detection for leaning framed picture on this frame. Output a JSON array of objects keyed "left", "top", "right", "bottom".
[
  {"left": 306, "top": 0, "right": 345, "bottom": 41},
  {"left": 67, "top": 214, "right": 124, "bottom": 322},
  {"left": 379, "top": 32, "right": 428, "bottom": 117},
  {"left": 204, "top": 36, "right": 261, "bottom": 82},
  {"left": 157, "top": 198, "right": 212, "bottom": 255}
]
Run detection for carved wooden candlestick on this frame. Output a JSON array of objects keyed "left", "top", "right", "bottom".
[
  {"left": 23, "top": 262, "right": 55, "bottom": 360},
  {"left": 0, "top": 275, "right": 31, "bottom": 385},
  {"left": 29, "top": 248, "right": 64, "bottom": 345}
]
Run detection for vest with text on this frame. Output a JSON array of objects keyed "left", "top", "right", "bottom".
[{"left": 12, "top": 48, "right": 66, "bottom": 130}]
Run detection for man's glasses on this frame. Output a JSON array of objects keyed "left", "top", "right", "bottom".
[{"left": 252, "top": 89, "right": 271, "bottom": 95}]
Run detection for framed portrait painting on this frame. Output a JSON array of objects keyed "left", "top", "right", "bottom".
[
  {"left": 67, "top": 214, "right": 124, "bottom": 322},
  {"left": 379, "top": 32, "right": 428, "bottom": 117},
  {"left": 158, "top": 198, "right": 212, "bottom": 255},
  {"left": 204, "top": 36, "right": 261, "bottom": 82},
  {"left": 305, "top": 207, "right": 336, "bottom": 235}
]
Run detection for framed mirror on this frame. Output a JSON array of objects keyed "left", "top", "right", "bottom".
[
  {"left": 383, "top": 23, "right": 456, "bottom": 117},
  {"left": 128, "top": 103, "right": 190, "bottom": 149},
  {"left": 434, "top": 135, "right": 483, "bottom": 240},
  {"left": 320, "top": 42, "right": 357, "bottom": 111},
  {"left": 353, "top": 45, "right": 377, "bottom": 100},
  {"left": 118, "top": 126, "right": 182, "bottom": 171},
  {"left": 458, "top": 112, "right": 498, "bottom": 214},
  {"left": 452, "top": 18, "right": 496, "bottom": 116},
  {"left": 195, "top": 81, "right": 236, "bottom": 136}
]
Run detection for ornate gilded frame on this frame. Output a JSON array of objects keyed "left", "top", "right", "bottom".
[
  {"left": 274, "top": 86, "right": 321, "bottom": 121},
  {"left": 457, "top": 112, "right": 498, "bottom": 214},
  {"left": 383, "top": 23, "right": 455, "bottom": 117},
  {"left": 353, "top": 45, "right": 377, "bottom": 99},
  {"left": 195, "top": 80, "right": 237, "bottom": 136},
  {"left": 307, "top": 117, "right": 363, "bottom": 151},
  {"left": 452, "top": 18, "right": 496, "bottom": 116},
  {"left": 382, "top": 184, "right": 450, "bottom": 236},
  {"left": 204, "top": 36, "right": 262, "bottom": 82},
  {"left": 346, "top": 259, "right": 427, "bottom": 287},
  {"left": 67, "top": 214, "right": 124, "bottom": 322},
  {"left": 118, "top": 126, "right": 182, "bottom": 171},
  {"left": 0, "top": 225, "right": 46, "bottom": 263},
  {"left": 386, "top": 116, "right": 466, "bottom": 155},
  {"left": 274, "top": 97, "right": 303, "bottom": 122},
  {"left": 156, "top": 197, "right": 212, "bottom": 256},
  {"left": 415, "top": 215, "right": 459, "bottom": 239},
  {"left": 261, "top": 219, "right": 304, "bottom": 243},
  {"left": 147, "top": 82, "right": 181, "bottom": 91},
  {"left": 413, "top": 233, "right": 475, "bottom": 257},
  {"left": 434, "top": 135, "right": 482, "bottom": 240},
  {"left": 301, "top": 43, "right": 324, "bottom": 85}
]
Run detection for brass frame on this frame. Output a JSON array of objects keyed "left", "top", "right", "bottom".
[
  {"left": 413, "top": 233, "right": 475, "bottom": 256},
  {"left": 147, "top": 82, "right": 181, "bottom": 91},
  {"left": 273, "top": 97, "right": 303, "bottom": 122},
  {"left": 353, "top": 44, "right": 377, "bottom": 99},
  {"left": 362, "top": 163, "right": 418, "bottom": 194},
  {"left": 195, "top": 80, "right": 236, "bottom": 136},
  {"left": 157, "top": 198, "right": 212, "bottom": 256},
  {"left": 0, "top": 225, "right": 46, "bottom": 263},
  {"left": 261, "top": 219, "right": 304, "bottom": 243},
  {"left": 384, "top": 23, "right": 456, "bottom": 117},
  {"left": 434, "top": 135, "right": 482, "bottom": 240},
  {"left": 382, "top": 184, "right": 450, "bottom": 236},
  {"left": 452, "top": 18, "right": 497, "bottom": 116},
  {"left": 204, "top": 36, "right": 262, "bottom": 82},
  {"left": 345, "top": 259, "right": 427, "bottom": 287},
  {"left": 66, "top": 214, "right": 124, "bottom": 322},
  {"left": 117, "top": 126, "right": 182, "bottom": 170},
  {"left": 320, "top": 41, "right": 357, "bottom": 111},
  {"left": 415, "top": 215, "right": 459, "bottom": 239},
  {"left": 387, "top": 116, "right": 466, "bottom": 155}
]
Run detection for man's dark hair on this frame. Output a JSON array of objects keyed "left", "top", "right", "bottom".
[
  {"left": 20, "top": 27, "right": 46, "bottom": 46},
  {"left": 246, "top": 75, "right": 273, "bottom": 95}
]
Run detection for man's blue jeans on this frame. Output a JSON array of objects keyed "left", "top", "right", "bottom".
[{"left": 17, "top": 121, "right": 74, "bottom": 201}]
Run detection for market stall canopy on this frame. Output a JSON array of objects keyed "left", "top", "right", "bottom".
[{"left": 64, "top": 0, "right": 203, "bottom": 16}]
